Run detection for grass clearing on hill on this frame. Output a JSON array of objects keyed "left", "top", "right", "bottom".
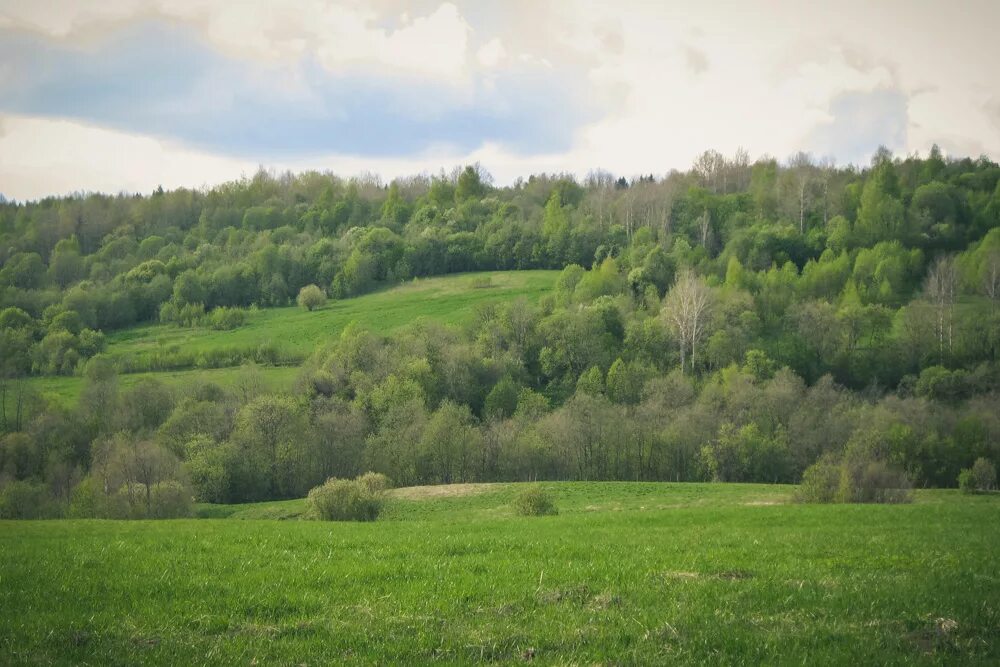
[
  {"left": 3, "top": 482, "right": 998, "bottom": 664},
  {"left": 104, "top": 270, "right": 557, "bottom": 366},
  {"left": 9, "top": 365, "right": 299, "bottom": 414},
  {"left": 15, "top": 270, "right": 556, "bottom": 409}
]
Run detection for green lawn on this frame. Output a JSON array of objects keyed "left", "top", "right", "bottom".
[{"left": 3, "top": 482, "right": 998, "bottom": 664}]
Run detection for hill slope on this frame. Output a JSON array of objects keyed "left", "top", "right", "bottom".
[{"left": 19, "top": 270, "right": 556, "bottom": 408}]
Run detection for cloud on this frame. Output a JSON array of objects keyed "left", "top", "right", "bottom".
[
  {"left": 0, "top": 1, "right": 474, "bottom": 80},
  {"left": 1, "top": 0, "right": 999, "bottom": 200},
  {"left": 0, "top": 112, "right": 586, "bottom": 201},
  {"left": 477, "top": 38, "right": 506, "bottom": 68},
  {"left": 987, "top": 98, "right": 1000, "bottom": 133},
  {"left": 806, "top": 88, "right": 909, "bottom": 164},
  {"left": 684, "top": 46, "right": 709, "bottom": 76},
  {"left": 0, "top": 19, "right": 601, "bottom": 159},
  {"left": 0, "top": 113, "right": 253, "bottom": 200}
]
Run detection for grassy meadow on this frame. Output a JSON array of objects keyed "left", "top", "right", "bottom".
[
  {"left": 2, "top": 482, "right": 998, "bottom": 665},
  {"left": 13, "top": 270, "right": 556, "bottom": 410},
  {"left": 104, "top": 270, "right": 558, "bottom": 365}
]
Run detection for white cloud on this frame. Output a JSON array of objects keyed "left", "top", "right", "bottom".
[
  {"left": 477, "top": 37, "right": 506, "bottom": 68},
  {"left": 0, "top": 114, "right": 253, "bottom": 199},
  {"left": 0, "top": 1, "right": 473, "bottom": 80},
  {"left": 0, "top": 113, "right": 588, "bottom": 201},
  {"left": 1, "top": 0, "right": 1000, "bottom": 199}
]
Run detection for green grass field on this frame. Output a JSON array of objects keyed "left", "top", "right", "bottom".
[
  {"left": 14, "top": 270, "right": 557, "bottom": 410},
  {"left": 11, "top": 365, "right": 300, "bottom": 409},
  {"left": 105, "top": 270, "right": 557, "bottom": 363},
  {"left": 3, "top": 482, "right": 998, "bottom": 664}
]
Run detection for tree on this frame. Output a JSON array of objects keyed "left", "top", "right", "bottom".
[
  {"left": 455, "top": 165, "right": 488, "bottom": 202},
  {"left": 782, "top": 152, "right": 818, "bottom": 233},
  {"left": 576, "top": 366, "right": 604, "bottom": 396},
  {"left": 418, "top": 400, "right": 480, "bottom": 484},
  {"left": 855, "top": 154, "right": 904, "bottom": 244},
  {"left": 924, "top": 255, "right": 958, "bottom": 361},
  {"left": 297, "top": 284, "right": 327, "bottom": 311},
  {"left": 606, "top": 358, "right": 651, "bottom": 405},
  {"left": 230, "top": 395, "right": 307, "bottom": 499},
  {"left": 484, "top": 376, "right": 519, "bottom": 420},
  {"left": 971, "top": 457, "right": 997, "bottom": 491},
  {"left": 661, "top": 269, "right": 713, "bottom": 373},
  {"left": 172, "top": 270, "right": 206, "bottom": 306},
  {"left": 981, "top": 248, "right": 1000, "bottom": 306}
]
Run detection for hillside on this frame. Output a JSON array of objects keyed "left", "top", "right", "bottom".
[
  {"left": 104, "top": 270, "right": 556, "bottom": 367},
  {"left": 16, "top": 270, "right": 557, "bottom": 408},
  {"left": 3, "top": 482, "right": 998, "bottom": 664}
]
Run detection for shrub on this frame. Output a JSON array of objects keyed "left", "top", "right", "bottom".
[
  {"left": 68, "top": 477, "right": 113, "bottom": 518},
  {"left": 840, "top": 459, "right": 913, "bottom": 504},
  {"left": 206, "top": 306, "right": 246, "bottom": 330},
  {"left": 307, "top": 477, "right": 382, "bottom": 521},
  {"left": 971, "top": 457, "right": 997, "bottom": 491},
  {"left": 297, "top": 284, "right": 327, "bottom": 311},
  {"left": 797, "top": 454, "right": 912, "bottom": 504},
  {"left": 177, "top": 302, "right": 206, "bottom": 327},
  {"left": 795, "top": 455, "right": 840, "bottom": 503},
  {"left": 149, "top": 481, "right": 194, "bottom": 518},
  {"left": 513, "top": 485, "right": 558, "bottom": 516},
  {"left": 958, "top": 468, "right": 976, "bottom": 493},
  {"left": 0, "top": 480, "right": 64, "bottom": 519},
  {"left": 356, "top": 471, "right": 392, "bottom": 495}
]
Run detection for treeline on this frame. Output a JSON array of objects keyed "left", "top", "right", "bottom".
[
  {"left": 2, "top": 147, "right": 999, "bottom": 378},
  {"left": 2, "top": 268, "right": 1000, "bottom": 516},
  {"left": 3, "top": 146, "right": 1000, "bottom": 515},
  {"left": 2, "top": 306, "right": 998, "bottom": 517}
]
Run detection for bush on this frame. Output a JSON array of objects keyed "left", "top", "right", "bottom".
[
  {"left": 307, "top": 476, "right": 383, "bottom": 521},
  {"left": 958, "top": 468, "right": 976, "bottom": 493},
  {"left": 69, "top": 477, "right": 114, "bottom": 518},
  {"left": 297, "top": 284, "right": 327, "bottom": 311},
  {"left": 795, "top": 455, "right": 840, "bottom": 503},
  {"left": 971, "top": 457, "right": 997, "bottom": 491},
  {"left": 149, "top": 481, "right": 194, "bottom": 518},
  {"left": 0, "top": 480, "right": 64, "bottom": 519},
  {"left": 845, "top": 460, "right": 913, "bottom": 504},
  {"left": 796, "top": 454, "right": 912, "bottom": 504},
  {"left": 513, "top": 485, "right": 558, "bottom": 516},
  {"left": 961, "top": 458, "right": 998, "bottom": 493},
  {"left": 206, "top": 306, "right": 246, "bottom": 330},
  {"left": 356, "top": 472, "right": 392, "bottom": 495}
]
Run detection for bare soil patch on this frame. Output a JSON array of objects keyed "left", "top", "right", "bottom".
[{"left": 388, "top": 483, "right": 500, "bottom": 500}]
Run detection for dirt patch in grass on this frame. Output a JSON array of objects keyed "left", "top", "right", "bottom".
[
  {"left": 389, "top": 483, "right": 500, "bottom": 500},
  {"left": 906, "top": 617, "right": 960, "bottom": 655}
]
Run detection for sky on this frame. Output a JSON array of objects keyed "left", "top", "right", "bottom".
[{"left": 1, "top": 0, "right": 999, "bottom": 201}]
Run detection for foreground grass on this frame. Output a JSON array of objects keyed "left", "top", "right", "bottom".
[{"left": 2, "top": 483, "right": 998, "bottom": 664}]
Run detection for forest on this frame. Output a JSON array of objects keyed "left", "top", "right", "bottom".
[{"left": 2, "top": 146, "right": 1000, "bottom": 517}]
